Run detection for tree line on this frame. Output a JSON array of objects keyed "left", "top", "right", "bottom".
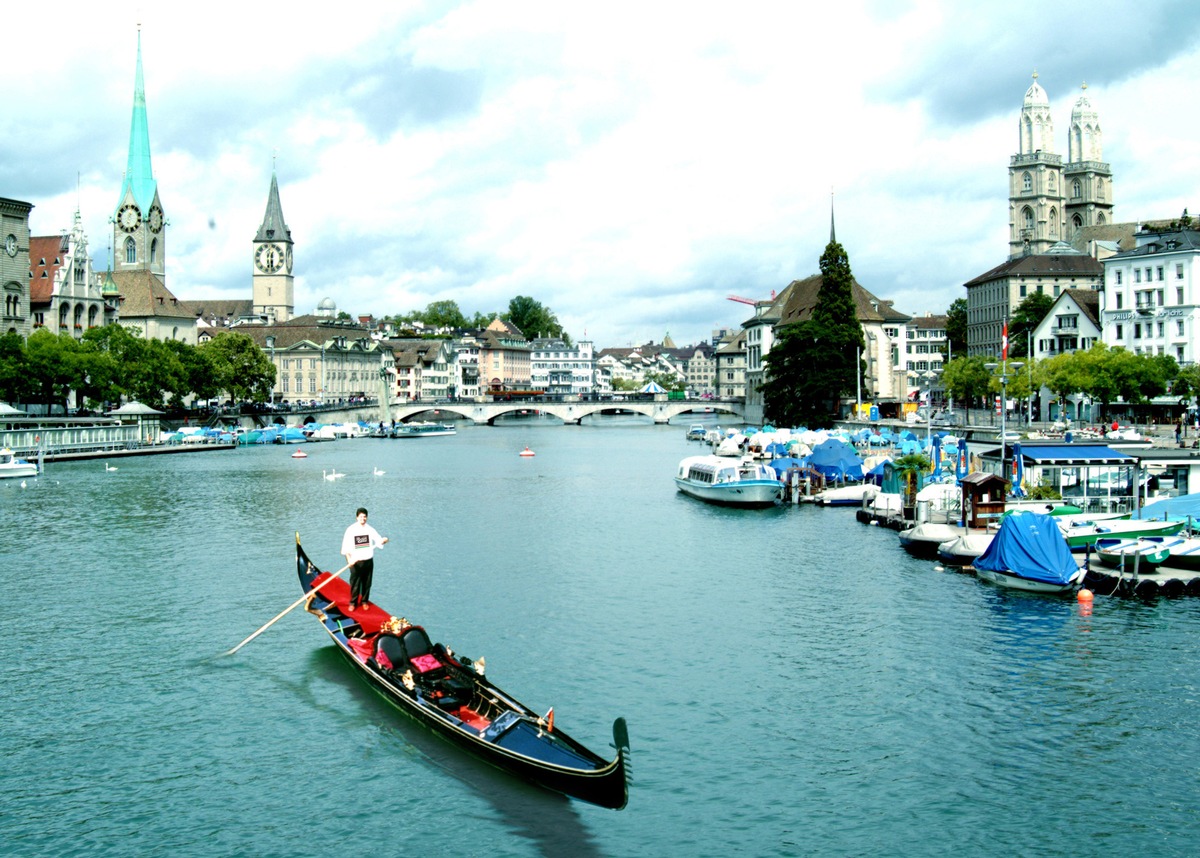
[{"left": 0, "top": 326, "right": 274, "bottom": 413}]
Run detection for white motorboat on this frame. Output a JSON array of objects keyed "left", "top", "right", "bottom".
[
  {"left": 686, "top": 424, "right": 707, "bottom": 441},
  {"left": 0, "top": 447, "right": 37, "bottom": 480},
  {"left": 392, "top": 422, "right": 456, "bottom": 438},
  {"left": 899, "top": 522, "right": 966, "bottom": 558},
  {"left": 936, "top": 532, "right": 994, "bottom": 567},
  {"left": 674, "top": 455, "right": 782, "bottom": 508},
  {"left": 813, "top": 483, "right": 879, "bottom": 507}
]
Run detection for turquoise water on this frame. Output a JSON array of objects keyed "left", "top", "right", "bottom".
[{"left": 3, "top": 422, "right": 1200, "bottom": 857}]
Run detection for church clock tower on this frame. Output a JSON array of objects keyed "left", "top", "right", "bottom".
[
  {"left": 252, "top": 170, "right": 294, "bottom": 322},
  {"left": 1008, "top": 72, "right": 1065, "bottom": 258},
  {"left": 112, "top": 27, "right": 166, "bottom": 279},
  {"left": 1063, "top": 83, "right": 1114, "bottom": 235}
]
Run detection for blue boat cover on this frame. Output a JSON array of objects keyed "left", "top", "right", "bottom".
[
  {"left": 1135, "top": 492, "right": 1200, "bottom": 521},
  {"left": 805, "top": 438, "right": 864, "bottom": 481},
  {"left": 973, "top": 512, "right": 1079, "bottom": 585}
]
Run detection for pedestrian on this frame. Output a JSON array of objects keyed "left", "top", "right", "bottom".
[
  {"left": 341, "top": 507, "right": 389, "bottom": 611},
  {"left": 1176, "top": 419, "right": 1182, "bottom": 447}
]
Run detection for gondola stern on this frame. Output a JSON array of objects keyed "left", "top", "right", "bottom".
[{"left": 610, "top": 716, "right": 631, "bottom": 810}]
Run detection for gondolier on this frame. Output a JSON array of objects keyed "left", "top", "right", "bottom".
[{"left": 341, "top": 507, "right": 388, "bottom": 610}]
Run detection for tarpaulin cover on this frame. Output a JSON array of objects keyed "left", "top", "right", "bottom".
[
  {"left": 973, "top": 512, "right": 1079, "bottom": 585},
  {"left": 805, "top": 438, "right": 864, "bottom": 481}
]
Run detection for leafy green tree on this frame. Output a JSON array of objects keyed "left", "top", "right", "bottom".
[
  {"left": 0, "top": 332, "right": 34, "bottom": 405},
  {"left": 504, "top": 296, "right": 569, "bottom": 344},
  {"left": 944, "top": 298, "right": 968, "bottom": 359},
  {"left": 201, "top": 331, "right": 276, "bottom": 403},
  {"left": 123, "top": 338, "right": 187, "bottom": 407},
  {"left": 942, "top": 355, "right": 992, "bottom": 423},
  {"left": 165, "top": 339, "right": 220, "bottom": 406},
  {"left": 762, "top": 240, "right": 865, "bottom": 428},
  {"left": 23, "top": 330, "right": 80, "bottom": 413},
  {"left": 1007, "top": 292, "right": 1054, "bottom": 358},
  {"left": 421, "top": 300, "right": 468, "bottom": 330}
]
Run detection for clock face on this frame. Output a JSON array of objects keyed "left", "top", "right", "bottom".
[
  {"left": 148, "top": 205, "right": 164, "bottom": 233},
  {"left": 118, "top": 203, "right": 141, "bottom": 233},
  {"left": 256, "top": 244, "right": 283, "bottom": 273},
  {"left": 4, "top": 234, "right": 16, "bottom": 257}
]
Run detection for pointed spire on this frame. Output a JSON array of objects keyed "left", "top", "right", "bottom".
[
  {"left": 257, "top": 170, "right": 291, "bottom": 242},
  {"left": 829, "top": 188, "right": 837, "bottom": 244},
  {"left": 119, "top": 26, "right": 157, "bottom": 212}
]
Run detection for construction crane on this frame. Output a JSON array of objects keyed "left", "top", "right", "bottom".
[{"left": 727, "top": 291, "right": 775, "bottom": 306}]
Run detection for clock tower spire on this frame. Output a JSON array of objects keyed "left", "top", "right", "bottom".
[
  {"left": 252, "top": 168, "right": 294, "bottom": 322},
  {"left": 113, "top": 25, "right": 166, "bottom": 278}
]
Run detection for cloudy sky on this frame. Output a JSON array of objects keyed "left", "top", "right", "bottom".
[{"left": 5, "top": 1, "right": 1200, "bottom": 348}]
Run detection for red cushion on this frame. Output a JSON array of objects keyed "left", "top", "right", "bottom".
[{"left": 411, "top": 654, "right": 441, "bottom": 673}]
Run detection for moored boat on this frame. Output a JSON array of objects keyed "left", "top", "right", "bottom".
[
  {"left": 973, "top": 512, "right": 1086, "bottom": 595},
  {"left": 899, "top": 522, "right": 966, "bottom": 558},
  {"left": 1162, "top": 535, "right": 1200, "bottom": 573},
  {"left": 295, "top": 536, "right": 629, "bottom": 809},
  {"left": 936, "top": 532, "right": 993, "bottom": 567},
  {"left": 1058, "top": 517, "right": 1186, "bottom": 551},
  {"left": 812, "top": 482, "right": 879, "bottom": 507},
  {"left": 686, "top": 424, "right": 707, "bottom": 441},
  {"left": 1094, "top": 535, "right": 1179, "bottom": 572},
  {"left": 674, "top": 455, "right": 782, "bottom": 508},
  {"left": 0, "top": 447, "right": 37, "bottom": 480},
  {"left": 392, "top": 421, "right": 456, "bottom": 438}
]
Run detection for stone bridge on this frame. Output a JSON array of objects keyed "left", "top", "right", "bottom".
[{"left": 232, "top": 397, "right": 746, "bottom": 428}]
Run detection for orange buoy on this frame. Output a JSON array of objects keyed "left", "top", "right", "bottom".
[
  {"left": 519, "top": 446, "right": 535, "bottom": 457},
  {"left": 1077, "top": 588, "right": 1094, "bottom": 603}
]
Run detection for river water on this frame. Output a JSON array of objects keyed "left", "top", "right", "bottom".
[{"left": 3, "top": 419, "right": 1199, "bottom": 857}]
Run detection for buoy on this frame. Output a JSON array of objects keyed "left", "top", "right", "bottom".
[
  {"left": 291, "top": 450, "right": 308, "bottom": 459},
  {"left": 519, "top": 447, "right": 535, "bottom": 457},
  {"left": 1077, "top": 588, "right": 1094, "bottom": 603}
]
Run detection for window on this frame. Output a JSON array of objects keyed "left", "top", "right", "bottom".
[
  {"left": 124, "top": 237, "right": 136, "bottom": 264},
  {"left": 150, "top": 239, "right": 157, "bottom": 264},
  {"left": 1134, "top": 324, "right": 1141, "bottom": 339},
  {"left": 1049, "top": 208, "right": 1058, "bottom": 237},
  {"left": 1022, "top": 172, "right": 1032, "bottom": 192},
  {"left": 1116, "top": 324, "right": 1123, "bottom": 339},
  {"left": 1116, "top": 271, "right": 1122, "bottom": 285},
  {"left": 1097, "top": 178, "right": 1105, "bottom": 200},
  {"left": 1157, "top": 266, "right": 1165, "bottom": 281},
  {"left": 1158, "top": 290, "right": 1165, "bottom": 306},
  {"left": 1116, "top": 293, "right": 1123, "bottom": 309},
  {"left": 1023, "top": 207, "right": 1034, "bottom": 231},
  {"left": 1158, "top": 322, "right": 1165, "bottom": 338},
  {"left": 1145, "top": 268, "right": 1153, "bottom": 281},
  {"left": 1072, "top": 179, "right": 1082, "bottom": 199},
  {"left": 1135, "top": 270, "right": 1142, "bottom": 283},
  {"left": 1178, "top": 287, "right": 1185, "bottom": 304},
  {"left": 1178, "top": 320, "right": 1186, "bottom": 337},
  {"left": 1019, "top": 283, "right": 1027, "bottom": 297},
  {"left": 1177, "top": 264, "right": 1185, "bottom": 279}
]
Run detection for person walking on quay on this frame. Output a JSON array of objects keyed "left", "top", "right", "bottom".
[
  {"left": 341, "top": 507, "right": 389, "bottom": 610},
  {"left": 1176, "top": 419, "right": 1183, "bottom": 447}
]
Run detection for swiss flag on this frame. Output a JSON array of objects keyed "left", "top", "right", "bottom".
[{"left": 1002, "top": 322, "right": 1008, "bottom": 361}]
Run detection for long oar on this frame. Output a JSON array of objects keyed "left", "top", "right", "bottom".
[{"left": 226, "top": 562, "right": 351, "bottom": 656}]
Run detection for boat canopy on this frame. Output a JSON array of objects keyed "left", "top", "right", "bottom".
[{"left": 974, "top": 512, "right": 1079, "bottom": 586}]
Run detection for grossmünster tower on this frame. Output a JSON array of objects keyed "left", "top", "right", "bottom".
[
  {"left": 1008, "top": 73, "right": 1114, "bottom": 258},
  {"left": 112, "top": 27, "right": 166, "bottom": 278}
]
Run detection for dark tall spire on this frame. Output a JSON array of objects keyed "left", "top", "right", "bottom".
[
  {"left": 256, "top": 171, "right": 291, "bottom": 242},
  {"left": 829, "top": 189, "right": 837, "bottom": 244}
]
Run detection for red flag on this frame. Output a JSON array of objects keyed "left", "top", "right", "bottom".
[{"left": 1002, "top": 322, "right": 1008, "bottom": 361}]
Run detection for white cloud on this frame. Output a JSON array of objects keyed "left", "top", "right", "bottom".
[{"left": 6, "top": 1, "right": 1200, "bottom": 347}]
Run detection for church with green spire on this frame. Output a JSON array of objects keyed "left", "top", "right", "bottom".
[{"left": 106, "top": 27, "right": 194, "bottom": 343}]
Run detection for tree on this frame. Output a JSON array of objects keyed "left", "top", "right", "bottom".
[
  {"left": 942, "top": 355, "right": 992, "bottom": 423},
  {"left": 1007, "top": 292, "right": 1054, "bottom": 358},
  {"left": 944, "top": 298, "right": 968, "bottom": 359},
  {"left": 762, "top": 240, "right": 864, "bottom": 428},
  {"left": 421, "top": 300, "right": 468, "bottom": 330},
  {"left": 23, "top": 330, "right": 80, "bottom": 413},
  {"left": 0, "top": 332, "right": 34, "bottom": 405},
  {"left": 201, "top": 331, "right": 276, "bottom": 403},
  {"left": 504, "top": 296, "right": 568, "bottom": 343}
]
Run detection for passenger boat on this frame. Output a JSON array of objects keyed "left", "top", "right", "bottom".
[
  {"left": 973, "top": 512, "right": 1086, "bottom": 595},
  {"left": 1057, "top": 517, "right": 1185, "bottom": 551},
  {"left": 1094, "top": 536, "right": 1178, "bottom": 572},
  {"left": 674, "top": 455, "right": 782, "bottom": 508},
  {"left": 0, "top": 447, "right": 37, "bottom": 480},
  {"left": 392, "top": 421, "right": 456, "bottom": 438},
  {"left": 294, "top": 536, "right": 629, "bottom": 809}
]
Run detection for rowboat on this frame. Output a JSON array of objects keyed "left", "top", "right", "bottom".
[
  {"left": 1162, "top": 536, "right": 1200, "bottom": 573},
  {"left": 294, "top": 536, "right": 629, "bottom": 809},
  {"left": 1057, "top": 517, "right": 1185, "bottom": 551},
  {"left": 1093, "top": 536, "right": 1177, "bottom": 572}
]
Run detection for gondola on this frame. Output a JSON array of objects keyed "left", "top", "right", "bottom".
[{"left": 294, "top": 535, "right": 629, "bottom": 809}]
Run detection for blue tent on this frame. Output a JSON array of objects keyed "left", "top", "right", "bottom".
[
  {"left": 864, "top": 459, "right": 891, "bottom": 485},
  {"left": 974, "top": 512, "right": 1079, "bottom": 586},
  {"left": 805, "top": 438, "right": 864, "bottom": 481},
  {"left": 765, "top": 457, "right": 805, "bottom": 476}
]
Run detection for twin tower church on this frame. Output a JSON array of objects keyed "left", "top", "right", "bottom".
[{"left": 107, "top": 30, "right": 295, "bottom": 341}]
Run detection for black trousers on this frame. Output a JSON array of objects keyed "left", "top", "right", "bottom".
[{"left": 350, "top": 557, "right": 374, "bottom": 605}]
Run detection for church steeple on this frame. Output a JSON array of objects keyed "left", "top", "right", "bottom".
[
  {"left": 1008, "top": 70, "right": 1064, "bottom": 258},
  {"left": 112, "top": 26, "right": 166, "bottom": 278},
  {"left": 252, "top": 167, "right": 295, "bottom": 322}
]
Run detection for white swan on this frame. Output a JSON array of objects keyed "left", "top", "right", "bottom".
[
  {"left": 104, "top": 463, "right": 118, "bottom": 472},
  {"left": 373, "top": 467, "right": 385, "bottom": 476},
  {"left": 323, "top": 469, "right": 344, "bottom": 481}
]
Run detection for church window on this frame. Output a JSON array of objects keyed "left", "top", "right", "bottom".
[
  {"left": 150, "top": 239, "right": 157, "bottom": 263},
  {"left": 1097, "top": 213, "right": 1106, "bottom": 224},
  {"left": 1022, "top": 207, "right": 1034, "bottom": 232},
  {"left": 1049, "top": 173, "right": 1056, "bottom": 190},
  {"left": 1022, "top": 172, "right": 1032, "bottom": 192},
  {"left": 1097, "top": 178, "right": 1105, "bottom": 200},
  {"left": 1072, "top": 180, "right": 1082, "bottom": 199},
  {"left": 1049, "top": 208, "right": 1058, "bottom": 236},
  {"left": 125, "top": 237, "right": 136, "bottom": 264},
  {"left": 1072, "top": 214, "right": 1083, "bottom": 230}
]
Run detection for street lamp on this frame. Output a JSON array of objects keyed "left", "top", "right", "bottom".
[
  {"left": 986, "top": 359, "right": 1024, "bottom": 488},
  {"left": 265, "top": 335, "right": 276, "bottom": 406}
]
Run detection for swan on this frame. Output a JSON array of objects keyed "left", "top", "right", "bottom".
[
  {"left": 104, "top": 463, "right": 118, "bottom": 472},
  {"left": 323, "top": 469, "right": 344, "bottom": 481},
  {"left": 373, "top": 467, "right": 385, "bottom": 476}
]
